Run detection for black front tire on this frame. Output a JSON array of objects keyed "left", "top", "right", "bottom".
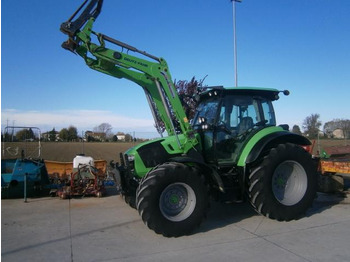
[
  {"left": 121, "top": 193, "right": 136, "bottom": 209},
  {"left": 248, "top": 143, "right": 317, "bottom": 221},
  {"left": 136, "top": 162, "right": 209, "bottom": 237}
]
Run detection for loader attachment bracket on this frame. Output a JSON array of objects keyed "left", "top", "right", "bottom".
[
  {"left": 60, "top": 0, "right": 103, "bottom": 53},
  {"left": 60, "top": 0, "right": 103, "bottom": 37}
]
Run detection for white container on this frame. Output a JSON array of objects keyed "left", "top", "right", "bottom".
[{"left": 73, "top": 155, "right": 94, "bottom": 169}]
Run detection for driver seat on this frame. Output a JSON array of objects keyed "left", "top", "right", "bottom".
[{"left": 238, "top": 117, "right": 253, "bottom": 134}]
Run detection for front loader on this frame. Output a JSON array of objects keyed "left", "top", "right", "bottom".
[{"left": 60, "top": 0, "right": 317, "bottom": 237}]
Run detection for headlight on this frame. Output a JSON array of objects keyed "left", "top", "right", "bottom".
[{"left": 128, "top": 155, "right": 135, "bottom": 162}]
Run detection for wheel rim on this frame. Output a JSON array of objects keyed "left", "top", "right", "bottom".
[
  {"left": 159, "top": 183, "right": 196, "bottom": 222},
  {"left": 272, "top": 160, "right": 308, "bottom": 206}
]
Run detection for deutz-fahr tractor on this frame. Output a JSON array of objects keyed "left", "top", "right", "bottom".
[{"left": 60, "top": 0, "right": 317, "bottom": 237}]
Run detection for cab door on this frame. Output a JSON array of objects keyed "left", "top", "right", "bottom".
[
  {"left": 192, "top": 97, "right": 219, "bottom": 164},
  {"left": 215, "top": 95, "right": 257, "bottom": 165}
]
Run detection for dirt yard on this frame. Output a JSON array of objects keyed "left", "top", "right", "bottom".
[
  {"left": 40, "top": 142, "right": 138, "bottom": 162},
  {"left": 311, "top": 138, "right": 350, "bottom": 155},
  {"left": 2, "top": 139, "right": 349, "bottom": 162},
  {"left": 1, "top": 141, "right": 138, "bottom": 163},
  {"left": 42, "top": 139, "right": 348, "bottom": 161}
]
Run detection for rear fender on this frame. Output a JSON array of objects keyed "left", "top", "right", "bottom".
[{"left": 239, "top": 131, "right": 311, "bottom": 166}]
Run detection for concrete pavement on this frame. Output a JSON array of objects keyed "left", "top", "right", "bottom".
[{"left": 2, "top": 189, "right": 350, "bottom": 262}]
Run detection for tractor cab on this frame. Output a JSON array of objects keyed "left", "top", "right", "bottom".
[{"left": 193, "top": 87, "right": 282, "bottom": 165}]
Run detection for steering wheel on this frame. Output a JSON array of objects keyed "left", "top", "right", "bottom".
[{"left": 217, "top": 121, "right": 231, "bottom": 134}]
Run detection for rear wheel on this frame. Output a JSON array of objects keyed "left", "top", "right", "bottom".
[
  {"left": 136, "top": 162, "right": 209, "bottom": 237},
  {"left": 248, "top": 143, "right": 317, "bottom": 221}
]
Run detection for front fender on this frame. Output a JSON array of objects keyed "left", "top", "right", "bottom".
[
  {"left": 237, "top": 127, "right": 311, "bottom": 167},
  {"left": 170, "top": 156, "right": 225, "bottom": 193}
]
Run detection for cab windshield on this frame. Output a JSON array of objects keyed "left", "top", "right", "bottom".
[
  {"left": 193, "top": 92, "right": 277, "bottom": 164},
  {"left": 193, "top": 94, "right": 276, "bottom": 135}
]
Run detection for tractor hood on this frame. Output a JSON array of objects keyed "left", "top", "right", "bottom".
[{"left": 124, "top": 134, "right": 191, "bottom": 178}]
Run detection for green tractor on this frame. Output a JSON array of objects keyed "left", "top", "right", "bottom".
[{"left": 61, "top": 0, "right": 317, "bottom": 237}]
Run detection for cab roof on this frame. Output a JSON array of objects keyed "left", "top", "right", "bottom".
[{"left": 200, "top": 86, "right": 283, "bottom": 101}]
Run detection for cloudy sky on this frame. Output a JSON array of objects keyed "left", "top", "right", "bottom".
[{"left": 2, "top": 0, "right": 350, "bottom": 136}]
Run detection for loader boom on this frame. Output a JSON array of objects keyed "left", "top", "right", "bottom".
[{"left": 60, "top": 0, "right": 197, "bottom": 151}]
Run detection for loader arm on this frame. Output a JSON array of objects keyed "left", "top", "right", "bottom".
[{"left": 60, "top": 0, "right": 197, "bottom": 151}]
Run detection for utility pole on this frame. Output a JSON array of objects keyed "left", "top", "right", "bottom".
[
  {"left": 231, "top": 0, "right": 241, "bottom": 87},
  {"left": 82, "top": 130, "right": 85, "bottom": 154},
  {"left": 12, "top": 120, "right": 15, "bottom": 141}
]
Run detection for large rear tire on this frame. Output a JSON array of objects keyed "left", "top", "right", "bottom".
[
  {"left": 248, "top": 143, "right": 317, "bottom": 221},
  {"left": 136, "top": 162, "right": 209, "bottom": 237}
]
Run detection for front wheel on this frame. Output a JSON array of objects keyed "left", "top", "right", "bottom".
[
  {"left": 248, "top": 143, "right": 317, "bottom": 221},
  {"left": 136, "top": 162, "right": 209, "bottom": 237}
]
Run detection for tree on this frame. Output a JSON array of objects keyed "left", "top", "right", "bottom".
[
  {"left": 292, "top": 125, "right": 302, "bottom": 135},
  {"left": 323, "top": 119, "right": 350, "bottom": 139},
  {"left": 16, "top": 128, "right": 35, "bottom": 141},
  {"left": 337, "top": 119, "right": 350, "bottom": 139},
  {"left": 93, "top": 123, "right": 113, "bottom": 138},
  {"left": 59, "top": 128, "right": 69, "bottom": 141},
  {"left": 2, "top": 130, "right": 12, "bottom": 142},
  {"left": 125, "top": 133, "right": 133, "bottom": 142},
  {"left": 87, "top": 134, "right": 97, "bottom": 142},
  {"left": 175, "top": 76, "right": 207, "bottom": 121},
  {"left": 323, "top": 120, "right": 337, "bottom": 138},
  {"left": 49, "top": 128, "right": 57, "bottom": 142},
  {"left": 302, "top": 114, "right": 322, "bottom": 139},
  {"left": 152, "top": 76, "right": 207, "bottom": 134},
  {"left": 67, "top": 125, "right": 78, "bottom": 141}
]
